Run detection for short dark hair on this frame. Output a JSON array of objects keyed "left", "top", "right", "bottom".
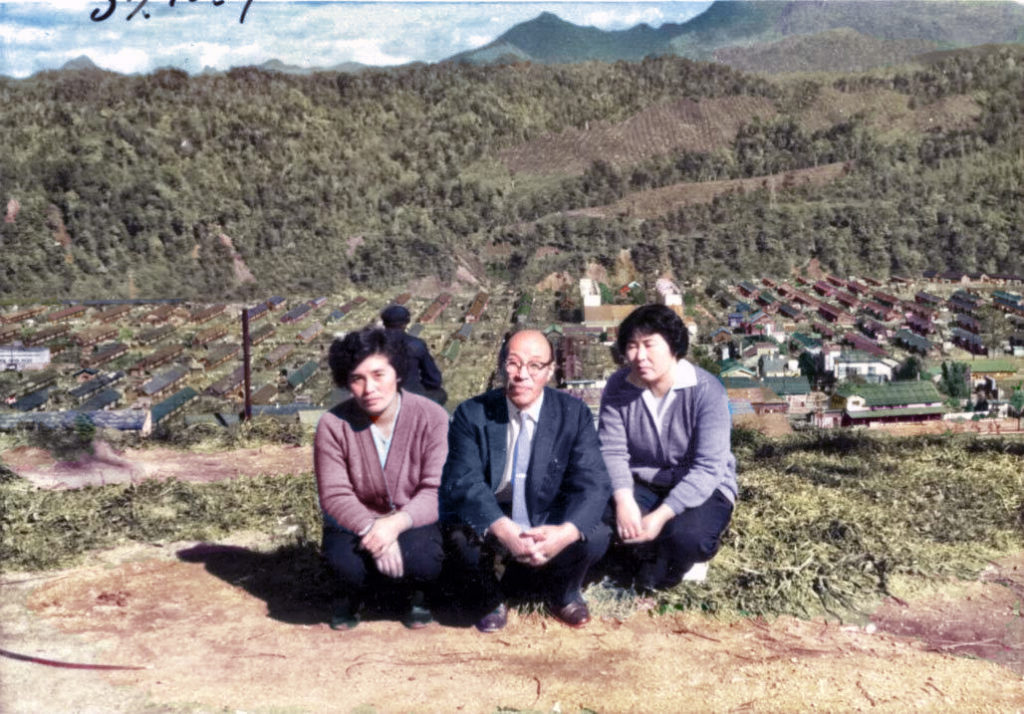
[
  {"left": 616, "top": 304, "right": 689, "bottom": 359},
  {"left": 380, "top": 304, "right": 411, "bottom": 328},
  {"left": 328, "top": 328, "right": 408, "bottom": 388}
]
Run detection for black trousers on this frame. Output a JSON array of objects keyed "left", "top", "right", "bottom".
[
  {"left": 605, "top": 484, "right": 733, "bottom": 590},
  {"left": 321, "top": 516, "right": 443, "bottom": 604},
  {"left": 444, "top": 519, "right": 611, "bottom": 614}
]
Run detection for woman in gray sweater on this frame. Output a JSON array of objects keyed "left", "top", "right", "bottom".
[{"left": 598, "top": 304, "right": 737, "bottom": 591}]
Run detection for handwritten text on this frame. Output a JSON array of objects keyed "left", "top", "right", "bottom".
[{"left": 90, "top": 0, "right": 254, "bottom": 24}]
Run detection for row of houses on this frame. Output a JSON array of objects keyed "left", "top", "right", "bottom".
[
  {"left": 719, "top": 360, "right": 1003, "bottom": 429},
  {"left": 728, "top": 275, "right": 1022, "bottom": 369},
  {"left": 1, "top": 293, "right": 347, "bottom": 428},
  {"left": 713, "top": 269, "right": 1024, "bottom": 430}
]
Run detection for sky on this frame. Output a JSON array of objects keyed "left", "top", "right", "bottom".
[{"left": 0, "top": 1, "right": 712, "bottom": 78}]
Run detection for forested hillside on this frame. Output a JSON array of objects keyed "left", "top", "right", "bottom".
[{"left": 1, "top": 48, "right": 1022, "bottom": 300}]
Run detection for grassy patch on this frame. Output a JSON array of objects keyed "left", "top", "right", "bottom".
[
  {"left": 2, "top": 430, "right": 1022, "bottom": 622},
  {"left": 0, "top": 472, "right": 322, "bottom": 572},
  {"left": 657, "top": 430, "right": 1024, "bottom": 619}
]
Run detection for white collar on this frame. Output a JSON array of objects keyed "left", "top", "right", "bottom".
[
  {"left": 627, "top": 359, "right": 697, "bottom": 392},
  {"left": 671, "top": 359, "right": 698, "bottom": 389}
]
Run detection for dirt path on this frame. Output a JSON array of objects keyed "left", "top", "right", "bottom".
[
  {"left": 3, "top": 445, "right": 1024, "bottom": 713},
  {"left": 1, "top": 442, "right": 312, "bottom": 489}
]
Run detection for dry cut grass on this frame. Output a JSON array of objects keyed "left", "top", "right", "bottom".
[
  {"left": 660, "top": 431, "right": 1024, "bottom": 620},
  {"left": 4, "top": 430, "right": 1023, "bottom": 624}
]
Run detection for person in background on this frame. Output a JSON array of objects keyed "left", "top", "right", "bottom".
[
  {"left": 441, "top": 329, "right": 611, "bottom": 632},
  {"left": 380, "top": 304, "right": 447, "bottom": 407},
  {"left": 314, "top": 327, "right": 449, "bottom": 630},
  {"left": 598, "top": 304, "right": 737, "bottom": 591}
]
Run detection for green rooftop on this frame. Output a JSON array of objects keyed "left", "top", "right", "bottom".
[
  {"left": 966, "top": 359, "right": 1018, "bottom": 374},
  {"left": 721, "top": 376, "right": 758, "bottom": 389},
  {"left": 846, "top": 406, "right": 947, "bottom": 420},
  {"left": 763, "top": 376, "right": 811, "bottom": 395},
  {"left": 791, "top": 332, "right": 822, "bottom": 349},
  {"left": 286, "top": 360, "right": 318, "bottom": 389},
  {"left": 837, "top": 380, "right": 943, "bottom": 407}
]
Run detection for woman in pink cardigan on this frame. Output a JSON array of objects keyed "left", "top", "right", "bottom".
[{"left": 314, "top": 327, "right": 449, "bottom": 630}]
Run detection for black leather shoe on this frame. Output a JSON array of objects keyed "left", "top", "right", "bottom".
[
  {"left": 403, "top": 591, "right": 434, "bottom": 630},
  {"left": 549, "top": 598, "right": 591, "bottom": 628},
  {"left": 403, "top": 603, "right": 434, "bottom": 629},
  {"left": 329, "top": 598, "right": 360, "bottom": 631},
  {"left": 475, "top": 603, "right": 508, "bottom": 633}
]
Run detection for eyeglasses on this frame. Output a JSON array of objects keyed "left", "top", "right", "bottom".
[{"left": 503, "top": 359, "right": 552, "bottom": 378}]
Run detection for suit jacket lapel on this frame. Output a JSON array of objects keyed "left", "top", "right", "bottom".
[
  {"left": 485, "top": 392, "right": 510, "bottom": 491},
  {"left": 528, "top": 389, "right": 557, "bottom": 509}
]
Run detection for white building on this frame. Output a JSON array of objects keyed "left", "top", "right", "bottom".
[
  {"left": 832, "top": 351, "right": 899, "bottom": 384},
  {"left": 1, "top": 344, "right": 51, "bottom": 371},
  {"left": 578, "top": 278, "right": 602, "bottom": 307},
  {"left": 655, "top": 277, "right": 683, "bottom": 306}
]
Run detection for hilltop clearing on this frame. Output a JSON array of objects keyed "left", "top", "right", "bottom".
[
  {"left": 498, "top": 89, "right": 980, "bottom": 179},
  {"left": 500, "top": 95, "right": 777, "bottom": 176},
  {"left": 0, "top": 442, "right": 309, "bottom": 490},
  {"left": 2, "top": 440, "right": 1024, "bottom": 713},
  {"left": 3, "top": 432, "right": 1024, "bottom": 711}
]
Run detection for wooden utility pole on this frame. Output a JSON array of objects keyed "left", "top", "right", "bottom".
[{"left": 241, "top": 307, "right": 252, "bottom": 421}]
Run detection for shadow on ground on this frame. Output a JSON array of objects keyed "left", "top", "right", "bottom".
[
  {"left": 175, "top": 540, "right": 498, "bottom": 629},
  {"left": 177, "top": 541, "right": 334, "bottom": 626},
  {"left": 175, "top": 539, "right": 638, "bottom": 630}
]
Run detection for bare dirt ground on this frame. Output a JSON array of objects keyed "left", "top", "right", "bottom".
[
  {"left": 1, "top": 442, "right": 312, "bottom": 489},
  {"left": 3, "top": 445, "right": 1024, "bottom": 713}
]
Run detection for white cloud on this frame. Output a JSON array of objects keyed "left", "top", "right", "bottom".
[
  {"left": 152, "top": 40, "right": 234, "bottom": 72},
  {"left": 581, "top": 7, "right": 667, "bottom": 29},
  {"left": 333, "top": 37, "right": 411, "bottom": 66},
  {"left": 23, "top": 0, "right": 93, "bottom": 9},
  {"left": 0, "top": 22, "right": 53, "bottom": 43},
  {"left": 0, "top": 1, "right": 714, "bottom": 77},
  {"left": 211, "top": 39, "right": 276, "bottom": 67},
  {"left": 87, "top": 45, "right": 152, "bottom": 74},
  {"left": 466, "top": 33, "right": 494, "bottom": 48}
]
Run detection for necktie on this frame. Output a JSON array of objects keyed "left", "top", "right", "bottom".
[{"left": 511, "top": 411, "right": 531, "bottom": 529}]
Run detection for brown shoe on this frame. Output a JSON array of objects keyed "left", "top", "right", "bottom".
[
  {"left": 475, "top": 603, "right": 508, "bottom": 633},
  {"left": 549, "top": 598, "right": 591, "bottom": 628}
]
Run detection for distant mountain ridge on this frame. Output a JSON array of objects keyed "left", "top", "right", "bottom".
[
  {"left": 250, "top": 58, "right": 369, "bottom": 76},
  {"left": 446, "top": 11, "right": 688, "bottom": 64},
  {"left": 711, "top": 27, "right": 940, "bottom": 75},
  {"left": 57, "top": 55, "right": 369, "bottom": 77},
  {"left": 451, "top": 0, "right": 1024, "bottom": 73},
  {"left": 60, "top": 56, "right": 101, "bottom": 72}
]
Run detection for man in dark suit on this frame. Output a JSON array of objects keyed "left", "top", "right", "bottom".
[
  {"left": 380, "top": 304, "right": 447, "bottom": 406},
  {"left": 441, "top": 329, "right": 611, "bottom": 632}
]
